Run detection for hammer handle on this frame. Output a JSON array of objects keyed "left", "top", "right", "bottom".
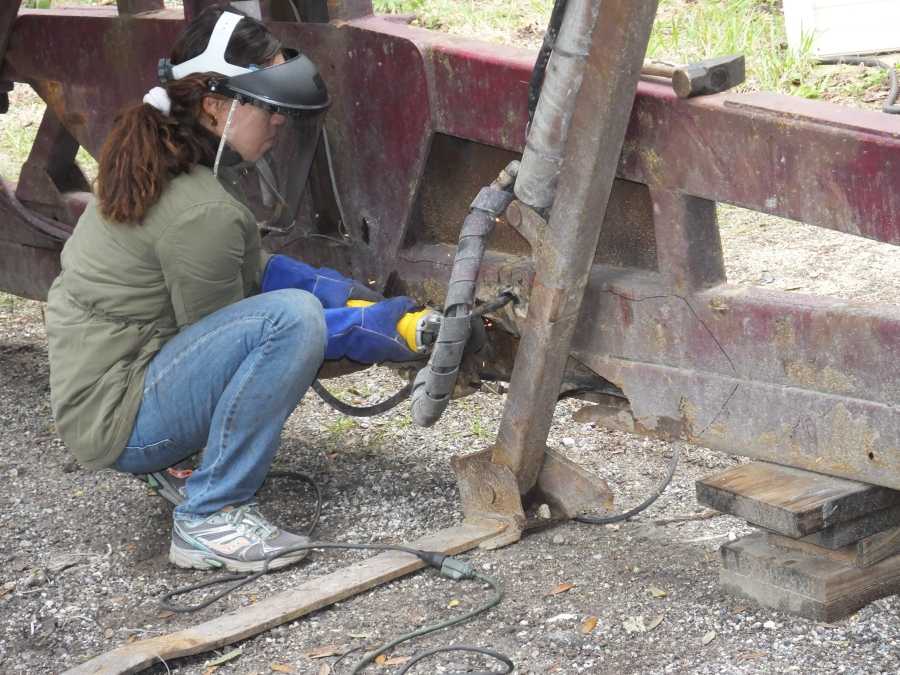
[{"left": 641, "top": 62, "right": 676, "bottom": 79}]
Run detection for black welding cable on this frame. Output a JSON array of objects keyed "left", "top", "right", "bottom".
[
  {"left": 161, "top": 540, "right": 514, "bottom": 673},
  {"left": 352, "top": 572, "right": 508, "bottom": 675},
  {"left": 817, "top": 56, "right": 900, "bottom": 114},
  {"left": 397, "top": 645, "right": 514, "bottom": 675},
  {"left": 528, "top": 0, "right": 570, "bottom": 126},
  {"left": 312, "top": 379, "right": 411, "bottom": 417},
  {"left": 575, "top": 444, "right": 680, "bottom": 525}
]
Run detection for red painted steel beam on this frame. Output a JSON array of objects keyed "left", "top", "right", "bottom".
[
  {"left": 395, "top": 241, "right": 900, "bottom": 490},
  {"left": 367, "top": 18, "right": 900, "bottom": 246},
  {"left": 5, "top": 11, "right": 900, "bottom": 248}
]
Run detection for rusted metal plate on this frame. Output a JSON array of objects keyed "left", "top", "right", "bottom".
[
  {"left": 571, "top": 267, "right": 900, "bottom": 489},
  {"left": 4, "top": 9, "right": 183, "bottom": 155},
  {"left": 268, "top": 22, "right": 434, "bottom": 286},
  {"left": 0, "top": 238, "right": 60, "bottom": 301}
]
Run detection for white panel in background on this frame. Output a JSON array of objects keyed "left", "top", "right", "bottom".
[{"left": 783, "top": 0, "right": 900, "bottom": 57}]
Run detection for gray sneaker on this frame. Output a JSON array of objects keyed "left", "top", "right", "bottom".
[{"left": 170, "top": 504, "right": 310, "bottom": 573}]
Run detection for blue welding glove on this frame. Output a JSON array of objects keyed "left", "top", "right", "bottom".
[
  {"left": 262, "top": 254, "right": 379, "bottom": 308},
  {"left": 324, "top": 296, "right": 420, "bottom": 363}
]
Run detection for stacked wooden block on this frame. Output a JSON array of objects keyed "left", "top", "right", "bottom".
[{"left": 696, "top": 462, "right": 900, "bottom": 621}]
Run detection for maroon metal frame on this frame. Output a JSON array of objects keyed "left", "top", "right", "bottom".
[{"left": 2, "top": 4, "right": 899, "bottom": 494}]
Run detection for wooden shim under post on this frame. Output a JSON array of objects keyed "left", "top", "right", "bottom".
[
  {"left": 767, "top": 525, "right": 900, "bottom": 569},
  {"left": 720, "top": 532, "right": 900, "bottom": 622},
  {"left": 64, "top": 521, "right": 505, "bottom": 675},
  {"left": 696, "top": 461, "right": 900, "bottom": 538},
  {"left": 791, "top": 505, "right": 900, "bottom": 550}
]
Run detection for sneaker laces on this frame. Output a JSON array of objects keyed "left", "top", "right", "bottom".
[{"left": 226, "top": 503, "right": 278, "bottom": 540}]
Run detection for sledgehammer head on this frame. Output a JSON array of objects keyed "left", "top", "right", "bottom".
[{"left": 672, "top": 55, "right": 745, "bottom": 98}]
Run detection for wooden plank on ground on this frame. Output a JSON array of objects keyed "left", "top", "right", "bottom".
[
  {"left": 63, "top": 521, "right": 504, "bottom": 675},
  {"left": 720, "top": 531, "right": 900, "bottom": 622},
  {"left": 767, "top": 524, "right": 900, "bottom": 568},
  {"left": 696, "top": 461, "right": 900, "bottom": 537}
]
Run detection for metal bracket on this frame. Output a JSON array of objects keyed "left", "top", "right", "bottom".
[{"left": 451, "top": 446, "right": 615, "bottom": 550}]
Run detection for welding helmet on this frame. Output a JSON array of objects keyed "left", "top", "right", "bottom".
[
  {"left": 159, "top": 11, "right": 330, "bottom": 115},
  {"left": 159, "top": 11, "right": 330, "bottom": 232}
]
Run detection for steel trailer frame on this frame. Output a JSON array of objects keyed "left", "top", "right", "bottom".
[{"left": 1, "top": 0, "right": 899, "bottom": 646}]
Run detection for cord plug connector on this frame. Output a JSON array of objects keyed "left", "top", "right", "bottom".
[
  {"left": 415, "top": 550, "right": 447, "bottom": 570},
  {"left": 440, "top": 556, "right": 475, "bottom": 581}
]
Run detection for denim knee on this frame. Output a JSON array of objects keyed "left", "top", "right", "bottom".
[{"left": 265, "top": 288, "right": 327, "bottom": 358}]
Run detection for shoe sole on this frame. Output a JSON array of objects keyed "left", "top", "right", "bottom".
[{"left": 169, "top": 542, "right": 309, "bottom": 573}]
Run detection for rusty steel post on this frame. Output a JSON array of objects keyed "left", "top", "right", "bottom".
[
  {"left": 0, "top": 1, "right": 20, "bottom": 115},
  {"left": 0, "top": 2, "right": 21, "bottom": 73},
  {"left": 650, "top": 189, "right": 725, "bottom": 293},
  {"left": 491, "top": 0, "right": 660, "bottom": 493}
]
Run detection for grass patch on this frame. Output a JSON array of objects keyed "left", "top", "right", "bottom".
[
  {"left": 0, "top": 86, "right": 44, "bottom": 183},
  {"left": 648, "top": 0, "right": 816, "bottom": 93},
  {"left": 325, "top": 416, "right": 358, "bottom": 438},
  {"left": 375, "top": 0, "right": 549, "bottom": 46},
  {"left": 373, "top": 0, "right": 891, "bottom": 104}
]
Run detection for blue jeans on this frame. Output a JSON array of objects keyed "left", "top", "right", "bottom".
[{"left": 113, "top": 289, "right": 326, "bottom": 519}]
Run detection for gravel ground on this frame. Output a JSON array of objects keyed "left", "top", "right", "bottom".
[
  {"left": 1, "top": 205, "right": 899, "bottom": 675},
  {"left": 4, "top": 4, "right": 900, "bottom": 671}
]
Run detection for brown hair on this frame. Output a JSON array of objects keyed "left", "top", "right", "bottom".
[{"left": 96, "top": 7, "right": 281, "bottom": 223}]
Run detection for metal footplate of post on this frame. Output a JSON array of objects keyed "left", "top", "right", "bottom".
[{"left": 450, "top": 0, "right": 661, "bottom": 548}]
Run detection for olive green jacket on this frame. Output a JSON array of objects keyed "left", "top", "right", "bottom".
[{"left": 46, "top": 165, "right": 269, "bottom": 469}]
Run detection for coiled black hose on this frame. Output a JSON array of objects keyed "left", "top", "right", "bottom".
[{"left": 409, "top": 162, "right": 518, "bottom": 428}]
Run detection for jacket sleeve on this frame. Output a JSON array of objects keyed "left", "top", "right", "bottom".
[{"left": 156, "top": 201, "right": 249, "bottom": 328}]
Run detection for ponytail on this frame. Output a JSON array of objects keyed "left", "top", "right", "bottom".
[{"left": 96, "top": 75, "right": 217, "bottom": 224}]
